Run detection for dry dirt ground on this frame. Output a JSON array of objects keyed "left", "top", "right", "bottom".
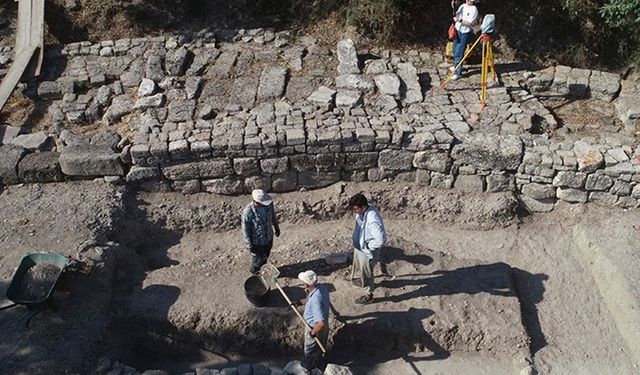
[{"left": 0, "top": 181, "right": 639, "bottom": 374}]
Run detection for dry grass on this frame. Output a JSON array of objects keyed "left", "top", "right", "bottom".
[{"left": 0, "top": 94, "right": 34, "bottom": 126}]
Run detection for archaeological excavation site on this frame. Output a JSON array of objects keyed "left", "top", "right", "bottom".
[{"left": 1, "top": 1, "right": 640, "bottom": 374}]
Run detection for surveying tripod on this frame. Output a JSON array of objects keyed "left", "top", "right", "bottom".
[{"left": 441, "top": 15, "right": 497, "bottom": 109}]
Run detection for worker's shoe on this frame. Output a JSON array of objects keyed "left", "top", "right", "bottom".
[
  {"left": 451, "top": 74, "right": 460, "bottom": 81},
  {"left": 449, "top": 66, "right": 456, "bottom": 73},
  {"left": 355, "top": 293, "right": 374, "bottom": 305}
]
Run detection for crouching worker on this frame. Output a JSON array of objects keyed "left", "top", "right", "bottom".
[{"left": 298, "top": 270, "right": 329, "bottom": 373}]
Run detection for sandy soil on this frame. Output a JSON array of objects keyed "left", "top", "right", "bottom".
[{"left": 0, "top": 181, "right": 639, "bottom": 374}]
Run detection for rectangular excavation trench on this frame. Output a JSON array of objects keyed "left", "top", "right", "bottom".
[{"left": 102, "top": 189, "right": 639, "bottom": 374}]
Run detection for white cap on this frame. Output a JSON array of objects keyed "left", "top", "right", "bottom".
[
  {"left": 252, "top": 189, "right": 273, "bottom": 205},
  {"left": 298, "top": 270, "right": 317, "bottom": 285}
]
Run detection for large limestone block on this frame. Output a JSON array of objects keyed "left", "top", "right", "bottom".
[
  {"left": 168, "top": 99, "right": 196, "bottom": 122},
  {"left": 557, "top": 187, "right": 588, "bottom": 203},
  {"left": 126, "top": 166, "right": 160, "bottom": 183},
  {"left": 345, "top": 152, "right": 378, "bottom": 170},
  {"left": 233, "top": 157, "right": 260, "bottom": 176},
  {"left": 18, "top": 152, "right": 64, "bottom": 183},
  {"left": 451, "top": 134, "right": 523, "bottom": 171},
  {"left": 0, "top": 125, "right": 23, "bottom": 145},
  {"left": 335, "top": 90, "right": 362, "bottom": 108},
  {"left": 59, "top": 144, "right": 125, "bottom": 177},
  {"left": 9, "top": 132, "right": 52, "bottom": 151},
  {"left": 260, "top": 157, "right": 289, "bottom": 174},
  {"left": 162, "top": 159, "right": 234, "bottom": 180},
  {"left": 552, "top": 171, "right": 587, "bottom": 188},
  {"left": 165, "top": 47, "right": 189, "bottom": 76},
  {"left": 519, "top": 195, "right": 555, "bottom": 213},
  {"left": 573, "top": 141, "right": 604, "bottom": 173},
  {"left": 521, "top": 183, "right": 556, "bottom": 200},
  {"left": 272, "top": 171, "right": 297, "bottom": 192},
  {"left": 379, "top": 149, "right": 414, "bottom": 171},
  {"left": 589, "top": 70, "right": 620, "bottom": 102},
  {"left": 103, "top": 95, "right": 133, "bottom": 124},
  {"left": 374, "top": 73, "right": 401, "bottom": 97},
  {"left": 413, "top": 150, "right": 452, "bottom": 173},
  {"left": 307, "top": 86, "right": 335, "bottom": 105},
  {"left": 335, "top": 74, "right": 375, "bottom": 93},
  {"left": 486, "top": 172, "right": 515, "bottom": 192},
  {"left": 297, "top": 171, "right": 340, "bottom": 189},
  {"left": 567, "top": 67, "right": 590, "bottom": 98},
  {"left": 336, "top": 39, "right": 359, "bottom": 75},
  {"left": 244, "top": 176, "right": 271, "bottom": 192},
  {"left": 201, "top": 177, "right": 244, "bottom": 195},
  {"left": 257, "top": 67, "right": 288, "bottom": 101},
  {"left": 0, "top": 145, "right": 28, "bottom": 184},
  {"left": 396, "top": 62, "right": 423, "bottom": 104},
  {"left": 585, "top": 174, "right": 614, "bottom": 191},
  {"left": 145, "top": 54, "right": 164, "bottom": 81},
  {"left": 324, "top": 364, "right": 354, "bottom": 375}
]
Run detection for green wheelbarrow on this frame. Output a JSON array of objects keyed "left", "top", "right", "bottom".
[{"left": 1, "top": 252, "right": 69, "bottom": 326}]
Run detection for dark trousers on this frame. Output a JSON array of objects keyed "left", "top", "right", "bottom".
[{"left": 250, "top": 241, "right": 272, "bottom": 274}]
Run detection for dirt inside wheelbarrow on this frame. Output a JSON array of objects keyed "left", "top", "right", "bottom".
[
  {"left": 0, "top": 181, "right": 639, "bottom": 374},
  {"left": 13, "top": 264, "right": 61, "bottom": 302}
]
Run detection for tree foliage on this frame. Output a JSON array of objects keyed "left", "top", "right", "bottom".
[{"left": 600, "top": 0, "right": 640, "bottom": 27}]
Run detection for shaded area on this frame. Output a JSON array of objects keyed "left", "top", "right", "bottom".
[
  {"left": 512, "top": 268, "right": 548, "bottom": 355},
  {"left": 332, "top": 307, "right": 450, "bottom": 367},
  {"left": 377, "top": 262, "right": 516, "bottom": 303}
]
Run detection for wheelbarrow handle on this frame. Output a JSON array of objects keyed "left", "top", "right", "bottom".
[{"left": 0, "top": 303, "right": 18, "bottom": 311}]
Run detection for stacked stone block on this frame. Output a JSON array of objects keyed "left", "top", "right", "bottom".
[{"left": 0, "top": 33, "right": 637, "bottom": 212}]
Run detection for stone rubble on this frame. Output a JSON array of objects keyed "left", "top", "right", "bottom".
[
  {"left": 94, "top": 357, "right": 353, "bottom": 375},
  {"left": 0, "top": 30, "right": 638, "bottom": 212}
]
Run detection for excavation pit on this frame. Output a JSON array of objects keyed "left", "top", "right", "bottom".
[{"left": 0, "top": 181, "right": 639, "bottom": 374}]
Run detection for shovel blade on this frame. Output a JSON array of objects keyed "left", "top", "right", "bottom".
[{"left": 259, "top": 263, "right": 280, "bottom": 284}]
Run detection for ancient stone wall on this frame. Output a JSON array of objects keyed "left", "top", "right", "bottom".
[{"left": 0, "top": 30, "right": 639, "bottom": 211}]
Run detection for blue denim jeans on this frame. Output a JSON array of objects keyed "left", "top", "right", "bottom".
[{"left": 453, "top": 31, "right": 472, "bottom": 76}]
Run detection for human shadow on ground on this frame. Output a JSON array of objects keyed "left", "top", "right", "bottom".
[
  {"left": 331, "top": 307, "right": 449, "bottom": 367},
  {"left": 379, "top": 246, "right": 433, "bottom": 277},
  {"left": 376, "top": 261, "right": 549, "bottom": 356},
  {"left": 277, "top": 257, "right": 351, "bottom": 279},
  {"left": 377, "top": 262, "right": 517, "bottom": 303},
  {"left": 512, "top": 268, "right": 549, "bottom": 355},
  {"left": 113, "top": 189, "right": 182, "bottom": 270}
]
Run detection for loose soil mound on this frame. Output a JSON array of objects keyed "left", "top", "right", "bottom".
[{"left": 13, "top": 263, "right": 60, "bottom": 301}]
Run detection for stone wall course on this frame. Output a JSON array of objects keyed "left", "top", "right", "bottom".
[
  {"left": 3, "top": 36, "right": 637, "bottom": 212},
  {"left": 59, "top": 144, "right": 124, "bottom": 177},
  {"left": 18, "top": 152, "right": 64, "bottom": 183},
  {"left": 451, "top": 134, "right": 523, "bottom": 171},
  {"left": 552, "top": 171, "right": 587, "bottom": 188},
  {"left": 557, "top": 187, "right": 588, "bottom": 203},
  {"left": 161, "top": 159, "right": 233, "bottom": 180},
  {"left": 201, "top": 177, "right": 244, "bottom": 195}
]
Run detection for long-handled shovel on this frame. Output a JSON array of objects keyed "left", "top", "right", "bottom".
[{"left": 259, "top": 263, "right": 327, "bottom": 354}]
